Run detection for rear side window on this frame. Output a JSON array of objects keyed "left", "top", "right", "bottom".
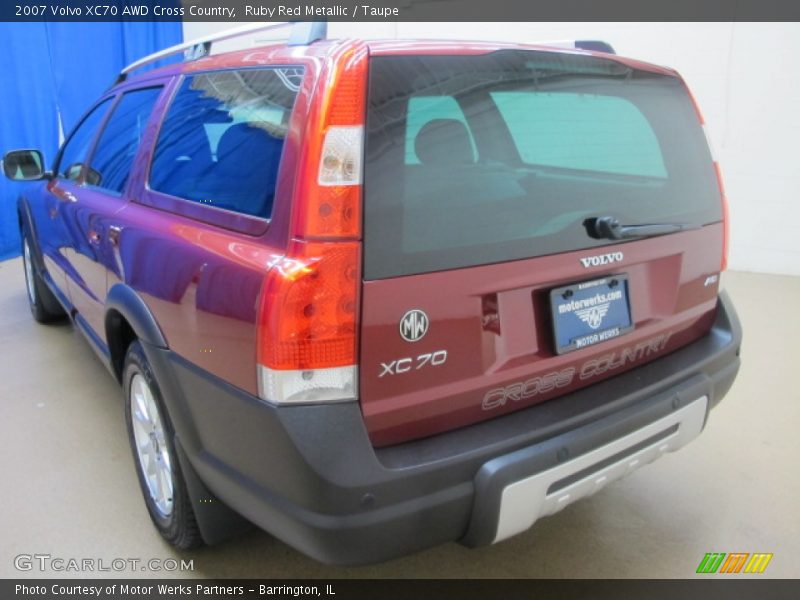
[
  {"left": 149, "top": 68, "right": 302, "bottom": 219},
  {"left": 364, "top": 51, "right": 721, "bottom": 279},
  {"left": 88, "top": 88, "right": 162, "bottom": 194},
  {"left": 56, "top": 99, "right": 112, "bottom": 181}
]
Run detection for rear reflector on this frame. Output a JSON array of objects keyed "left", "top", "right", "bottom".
[{"left": 258, "top": 365, "right": 357, "bottom": 405}]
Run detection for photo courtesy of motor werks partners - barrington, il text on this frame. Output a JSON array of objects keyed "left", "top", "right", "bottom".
[{"left": 14, "top": 583, "right": 333, "bottom": 597}]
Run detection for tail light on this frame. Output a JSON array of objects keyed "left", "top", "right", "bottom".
[
  {"left": 684, "top": 78, "right": 729, "bottom": 272},
  {"left": 257, "top": 241, "right": 361, "bottom": 403},
  {"left": 257, "top": 43, "right": 368, "bottom": 405}
]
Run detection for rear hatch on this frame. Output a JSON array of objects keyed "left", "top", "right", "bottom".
[{"left": 360, "top": 48, "right": 725, "bottom": 446}]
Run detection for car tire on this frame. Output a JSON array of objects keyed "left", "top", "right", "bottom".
[
  {"left": 123, "top": 340, "right": 203, "bottom": 549},
  {"left": 22, "top": 232, "right": 66, "bottom": 323}
]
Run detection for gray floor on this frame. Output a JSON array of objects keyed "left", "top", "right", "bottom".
[{"left": 1, "top": 257, "right": 798, "bottom": 579}]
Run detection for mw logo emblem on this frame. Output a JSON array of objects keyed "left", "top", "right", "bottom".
[
  {"left": 399, "top": 309, "right": 429, "bottom": 342},
  {"left": 580, "top": 252, "right": 623, "bottom": 268}
]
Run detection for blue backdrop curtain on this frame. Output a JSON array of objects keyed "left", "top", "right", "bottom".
[{"left": 0, "top": 22, "right": 182, "bottom": 260}]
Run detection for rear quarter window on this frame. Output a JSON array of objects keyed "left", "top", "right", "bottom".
[{"left": 148, "top": 68, "right": 302, "bottom": 220}]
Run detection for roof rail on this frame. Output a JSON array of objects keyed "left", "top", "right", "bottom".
[
  {"left": 116, "top": 21, "right": 328, "bottom": 83},
  {"left": 537, "top": 40, "right": 616, "bottom": 54}
]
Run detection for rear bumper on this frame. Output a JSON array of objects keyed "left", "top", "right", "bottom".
[{"left": 146, "top": 291, "right": 741, "bottom": 565}]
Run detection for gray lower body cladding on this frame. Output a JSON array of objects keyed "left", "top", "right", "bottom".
[{"left": 143, "top": 291, "right": 741, "bottom": 565}]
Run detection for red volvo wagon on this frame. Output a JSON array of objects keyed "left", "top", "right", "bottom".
[{"left": 3, "top": 22, "right": 741, "bottom": 564}]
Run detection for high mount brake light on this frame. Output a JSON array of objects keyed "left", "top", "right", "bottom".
[{"left": 257, "top": 43, "right": 368, "bottom": 405}]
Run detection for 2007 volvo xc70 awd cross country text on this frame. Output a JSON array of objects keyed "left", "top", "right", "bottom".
[{"left": 3, "top": 22, "right": 741, "bottom": 565}]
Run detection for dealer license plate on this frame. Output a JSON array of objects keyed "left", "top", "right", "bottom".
[{"left": 550, "top": 275, "right": 633, "bottom": 354}]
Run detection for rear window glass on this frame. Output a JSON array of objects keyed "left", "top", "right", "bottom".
[
  {"left": 363, "top": 51, "right": 721, "bottom": 279},
  {"left": 405, "top": 96, "right": 477, "bottom": 164},
  {"left": 149, "top": 68, "right": 302, "bottom": 219}
]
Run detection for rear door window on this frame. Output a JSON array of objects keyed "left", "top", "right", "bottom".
[
  {"left": 87, "top": 88, "right": 162, "bottom": 194},
  {"left": 363, "top": 51, "right": 721, "bottom": 279},
  {"left": 149, "top": 68, "right": 302, "bottom": 219}
]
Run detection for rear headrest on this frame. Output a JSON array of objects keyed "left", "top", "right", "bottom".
[
  {"left": 155, "top": 114, "right": 212, "bottom": 167},
  {"left": 414, "top": 118, "right": 474, "bottom": 166},
  {"left": 217, "top": 123, "right": 281, "bottom": 172}
]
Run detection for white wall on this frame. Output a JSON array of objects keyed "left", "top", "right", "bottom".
[{"left": 185, "top": 22, "right": 800, "bottom": 275}]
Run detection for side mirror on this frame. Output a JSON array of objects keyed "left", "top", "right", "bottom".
[
  {"left": 84, "top": 166, "right": 101, "bottom": 187},
  {"left": 2, "top": 149, "right": 47, "bottom": 181}
]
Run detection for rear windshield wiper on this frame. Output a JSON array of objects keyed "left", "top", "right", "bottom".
[{"left": 585, "top": 216, "right": 697, "bottom": 241}]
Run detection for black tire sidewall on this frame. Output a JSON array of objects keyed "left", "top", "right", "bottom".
[
  {"left": 21, "top": 233, "right": 46, "bottom": 321},
  {"left": 21, "top": 229, "right": 65, "bottom": 322},
  {"left": 123, "top": 341, "right": 191, "bottom": 542}
]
